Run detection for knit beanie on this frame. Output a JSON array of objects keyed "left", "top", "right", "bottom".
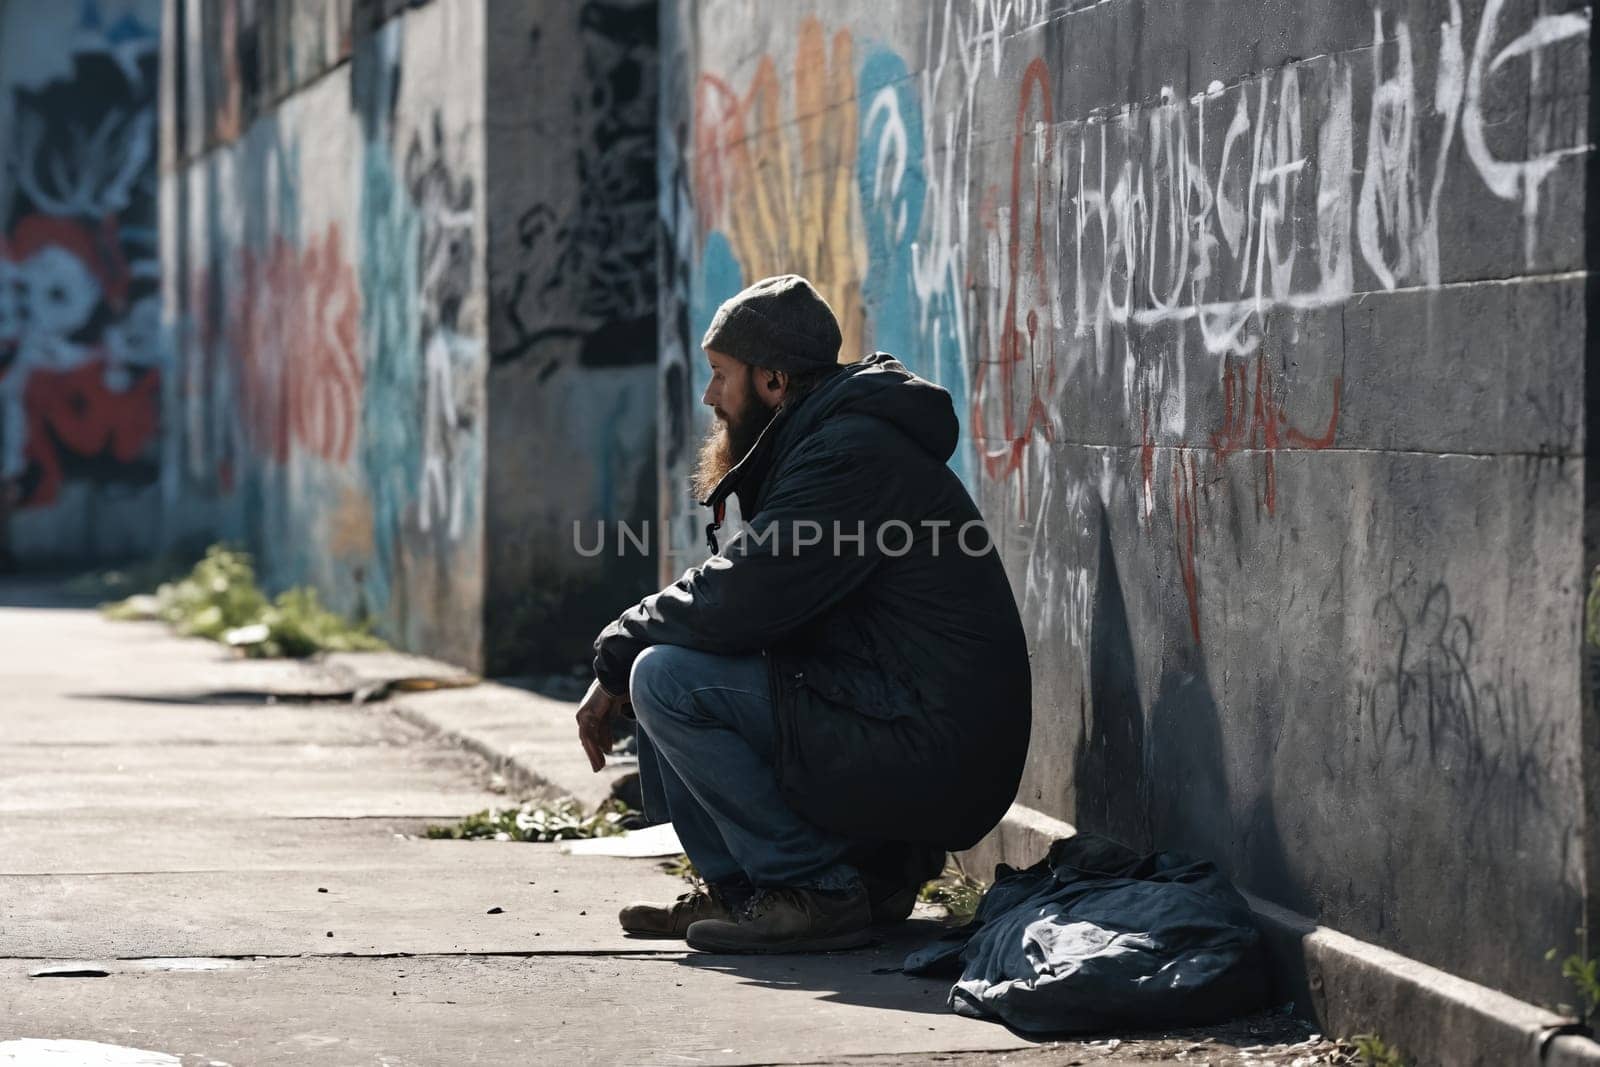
[{"left": 700, "top": 274, "right": 843, "bottom": 372}]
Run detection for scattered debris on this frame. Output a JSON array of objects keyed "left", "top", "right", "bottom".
[
  {"left": 102, "top": 545, "right": 387, "bottom": 658},
  {"left": 917, "top": 859, "right": 986, "bottom": 925},
  {"left": 424, "top": 797, "right": 633, "bottom": 843},
  {"left": 562, "top": 822, "right": 682, "bottom": 856}
]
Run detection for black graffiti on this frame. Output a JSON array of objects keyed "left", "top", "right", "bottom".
[
  {"left": 659, "top": 119, "right": 694, "bottom": 469},
  {"left": 495, "top": 1, "right": 657, "bottom": 367},
  {"left": 1336, "top": 570, "right": 1555, "bottom": 845},
  {"left": 406, "top": 112, "right": 476, "bottom": 339}
]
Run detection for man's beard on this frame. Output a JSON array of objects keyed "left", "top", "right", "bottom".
[{"left": 692, "top": 377, "right": 776, "bottom": 499}]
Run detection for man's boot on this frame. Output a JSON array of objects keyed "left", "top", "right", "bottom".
[
  {"left": 852, "top": 841, "right": 946, "bottom": 924},
  {"left": 684, "top": 886, "right": 872, "bottom": 953},
  {"left": 618, "top": 886, "right": 736, "bottom": 939}
]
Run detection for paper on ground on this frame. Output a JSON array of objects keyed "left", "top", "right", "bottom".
[{"left": 561, "top": 822, "right": 683, "bottom": 857}]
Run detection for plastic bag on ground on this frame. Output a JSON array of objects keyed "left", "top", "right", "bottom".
[{"left": 904, "top": 833, "right": 1269, "bottom": 1034}]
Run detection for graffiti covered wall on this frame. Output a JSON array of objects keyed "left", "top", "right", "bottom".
[
  {"left": 0, "top": 0, "right": 164, "bottom": 561},
  {"left": 482, "top": 0, "right": 658, "bottom": 674},
  {"left": 663, "top": 0, "right": 1592, "bottom": 1004},
  {"left": 160, "top": 0, "right": 486, "bottom": 664}
]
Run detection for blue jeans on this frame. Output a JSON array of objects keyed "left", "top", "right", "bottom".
[{"left": 628, "top": 644, "right": 861, "bottom": 892}]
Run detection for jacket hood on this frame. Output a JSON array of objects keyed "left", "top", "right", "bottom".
[
  {"left": 793, "top": 352, "right": 959, "bottom": 462},
  {"left": 704, "top": 353, "right": 957, "bottom": 503},
  {"left": 697, "top": 353, "right": 959, "bottom": 553}
]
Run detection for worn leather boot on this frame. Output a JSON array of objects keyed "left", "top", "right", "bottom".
[
  {"left": 685, "top": 886, "right": 873, "bottom": 954},
  {"left": 618, "top": 886, "right": 736, "bottom": 939}
]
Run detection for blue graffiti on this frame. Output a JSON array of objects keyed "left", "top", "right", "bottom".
[
  {"left": 856, "top": 47, "right": 972, "bottom": 487},
  {"left": 689, "top": 229, "right": 743, "bottom": 419},
  {"left": 357, "top": 144, "right": 422, "bottom": 617}
]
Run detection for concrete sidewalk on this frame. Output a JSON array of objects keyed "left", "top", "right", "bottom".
[{"left": 1, "top": 578, "right": 1336, "bottom": 1066}]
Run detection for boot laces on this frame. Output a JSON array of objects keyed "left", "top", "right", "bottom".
[{"left": 737, "top": 887, "right": 806, "bottom": 920}]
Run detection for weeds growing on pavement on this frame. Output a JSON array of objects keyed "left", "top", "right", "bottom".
[
  {"left": 1349, "top": 1033, "right": 1407, "bottom": 1066},
  {"left": 101, "top": 544, "right": 386, "bottom": 658},
  {"left": 918, "top": 860, "right": 986, "bottom": 925},
  {"left": 661, "top": 853, "right": 703, "bottom": 887},
  {"left": 425, "top": 797, "right": 634, "bottom": 842},
  {"left": 1548, "top": 946, "right": 1600, "bottom": 1025}
]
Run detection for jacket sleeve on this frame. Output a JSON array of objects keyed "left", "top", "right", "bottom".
[{"left": 592, "top": 426, "right": 889, "bottom": 695}]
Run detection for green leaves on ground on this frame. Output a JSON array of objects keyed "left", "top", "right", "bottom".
[
  {"left": 426, "top": 797, "right": 633, "bottom": 843},
  {"left": 661, "top": 853, "right": 702, "bottom": 887},
  {"left": 1350, "top": 1033, "right": 1408, "bottom": 1066},
  {"left": 101, "top": 545, "right": 386, "bottom": 658},
  {"left": 918, "top": 860, "right": 986, "bottom": 925},
  {"left": 1548, "top": 947, "right": 1600, "bottom": 1025}
]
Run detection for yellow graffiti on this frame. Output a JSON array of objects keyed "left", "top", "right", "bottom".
[{"left": 694, "top": 18, "right": 866, "bottom": 362}]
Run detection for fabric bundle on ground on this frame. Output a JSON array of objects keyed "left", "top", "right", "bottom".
[{"left": 904, "top": 834, "right": 1270, "bottom": 1034}]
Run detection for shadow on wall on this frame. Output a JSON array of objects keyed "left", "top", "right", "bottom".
[
  {"left": 1074, "top": 504, "right": 1273, "bottom": 901},
  {"left": 1075, "top": 511, "right": 1149, "bottom": 849}
]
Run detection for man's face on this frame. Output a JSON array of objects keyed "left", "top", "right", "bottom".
[{"left": 693, "top": 349, "right": 777, "bottom": 497}]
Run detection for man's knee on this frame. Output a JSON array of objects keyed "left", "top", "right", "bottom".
[{"left": 628, "top": 645, "right": 694, "bottom": 723}]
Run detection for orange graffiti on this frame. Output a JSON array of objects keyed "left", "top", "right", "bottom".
[{"left": 692, "top": 18, "right": 866, "bottom": 361}]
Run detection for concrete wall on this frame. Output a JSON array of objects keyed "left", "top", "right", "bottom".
[
  {"left": 660, "top": 0, "right": 1593, "bottom": 1006},
  {"left": 158, "top": 0, "right": 658, "bottom": 671},
  {"left": 482, "top": 0, "right": 659, "bottom": 676},
  {"left": 161, "top": 0, "right": 488, "bottom": 664},
  {"left": 0, "top": 0, "right": 164, "bottom": 561}
]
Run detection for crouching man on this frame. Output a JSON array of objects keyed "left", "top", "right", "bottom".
[{"left": 577, "top": 274, "right": 1031, "bottom": 954}]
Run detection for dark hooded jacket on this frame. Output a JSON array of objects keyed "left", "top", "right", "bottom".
[{"left": 593, "top": 353, "right": 1030, "bottom": 851}]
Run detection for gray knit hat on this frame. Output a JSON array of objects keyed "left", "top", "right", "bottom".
[{"left": 700, "top": 274, "right": 843, "bottom": 372}]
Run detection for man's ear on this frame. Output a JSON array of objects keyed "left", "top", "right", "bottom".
[{"left": 757, "top": 368, "right": 788, "bottom": 407}]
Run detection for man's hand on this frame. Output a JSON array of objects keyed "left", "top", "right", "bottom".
[{"left": 576, "top": 679, "right": 627, "bottom": 773}]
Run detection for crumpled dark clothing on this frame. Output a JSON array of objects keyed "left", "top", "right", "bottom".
[{"left": 904, "top": 834, "right": 1270, "bottom": 1034}]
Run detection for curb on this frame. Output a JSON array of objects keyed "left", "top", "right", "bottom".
[
  {"left": 961, "top": 804, "right": 1600, "bottom": 1067},
  {"left": 381, "top": 676, "right": 631, "bottom": 812},
  {"left": 390, "top": 697, "right": 561, "bottom": 798}
]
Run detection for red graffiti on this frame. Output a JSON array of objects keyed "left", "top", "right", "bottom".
[
  {"left": 21, "top": 360, "right": 160, "bottom": 506},
  {"left": 8, "top": 214, "right": 128, "bottom": 309},
  {"left": 0, "top": 214, "right": 160, "bottom": 508},
  {"left": 1172, "top": 447, "right": 1202, "bottom": 645},
  {"left": 1152, "top": 357, "right": 1342, "bottom": 647},
  {"left": 974, "top": 58, "right": 1056, "bottom": 511},
  {"left": 229, "top": 223, "right": 361, "bottom": 464},
  {"left": 1210, "top": 355, "right": 1341, "bottom": 516}
]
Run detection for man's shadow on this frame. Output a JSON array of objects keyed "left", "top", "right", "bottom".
[{"left": 667, "top": 917, "right": 990, "bottom": 1018}]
